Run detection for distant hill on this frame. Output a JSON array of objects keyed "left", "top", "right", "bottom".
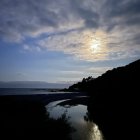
[{"left": 0, "top": 81, "right": 71, "bottom": 89}]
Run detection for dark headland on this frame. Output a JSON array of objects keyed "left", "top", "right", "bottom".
[{"left": 67, "top": 59, "right": 140, "bottom": 140}]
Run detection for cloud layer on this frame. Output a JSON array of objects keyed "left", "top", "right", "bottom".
[{"left": 0, "top": 0, "right": 140, "bottom": 61}]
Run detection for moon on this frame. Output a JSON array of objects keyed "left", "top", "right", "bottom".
[
  {"left": 82, "top": 30, "right": 108, "bottom": 61},
  {"left": 90, "top": 38, "right": 101, "bottom": 53}
]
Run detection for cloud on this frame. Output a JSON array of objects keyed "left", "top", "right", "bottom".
[
  {"left": 37, "top": 29, "right": 110, "bottom": 61},
  {"left": 0, "top": 0, "right": 140, "bottom": 61},
  {"left": 36, "top": 27, "right": 140, "bottom": 61},
  {"left": 101, "top": 0, "right": 140, "bottom": 31},
  {"left": 23, "top": 44, "right": 41, "bottom": 52},
  {"left": 57, "top": 66, "right": 113, "bottom": 79},
  {"left": 85, "top": 67, "right": 112, "bottom": 78},
  {"left": 0, "top": 0, "right": 99, "bottom": 41},
  {"left": 107, "top": 25, "right": 140, "bottom": 59}
]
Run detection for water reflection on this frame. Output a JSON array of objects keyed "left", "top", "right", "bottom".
[{"left": 46, "top": 98, "right": 104, "bottom": 140}]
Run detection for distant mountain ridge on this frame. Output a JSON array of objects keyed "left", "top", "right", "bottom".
[{"left": 0, "top": 81, "right": 71, "bottom": 89}]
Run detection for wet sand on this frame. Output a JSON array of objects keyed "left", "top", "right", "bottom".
[{"left": 0, "top": 92, "right": 87, "bottom": 105}]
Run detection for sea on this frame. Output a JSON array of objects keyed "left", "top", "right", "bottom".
[{"left": 0, "top": 88, "right": 65, "bottom": 95}]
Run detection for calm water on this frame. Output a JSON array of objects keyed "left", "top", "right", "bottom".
[
  {"left": 46, "top": 99, "right": 104, "bottom": 140},
  {"left": 0, "top": 88, "right": 70, "bottom": 95}
]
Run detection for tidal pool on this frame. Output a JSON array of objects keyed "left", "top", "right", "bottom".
[{"left": 46, "top": 97, "right": 104, "bottom": 140}]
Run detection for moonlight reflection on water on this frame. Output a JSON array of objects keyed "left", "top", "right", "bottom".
[{"left": 46, "top": 99, "right": 104, "bottom": 140}]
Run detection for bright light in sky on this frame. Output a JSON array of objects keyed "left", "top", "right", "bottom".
[
  {"left": 0, "top": 0, "right": 140, "bottom": 83},
  {"left": 89, "top": 31, "right": 108, "bottom": 55},
  {"left": 90, "top": 38, "right": 101, "bottom": 53}
]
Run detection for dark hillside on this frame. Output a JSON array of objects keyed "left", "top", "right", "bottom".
[
  {"left": 68, "top": 59, "right": 140, "bottom": 140},
  {"left": 87, "top": 59, "right": 140, "bottom": 140}
]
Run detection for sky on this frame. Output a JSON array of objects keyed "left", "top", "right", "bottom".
[{"left": 0, "top": 0, "right": 140, "bottom": 83}]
